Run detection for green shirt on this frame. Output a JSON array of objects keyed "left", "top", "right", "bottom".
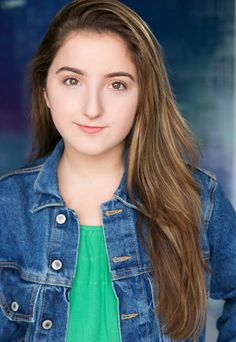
[{"left": 66, "top": 225, "right": 121, "bottom": 342}]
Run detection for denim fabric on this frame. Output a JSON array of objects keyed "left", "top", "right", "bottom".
[{"left": 0, "top": 139, "right": 236, "bottom": 342}]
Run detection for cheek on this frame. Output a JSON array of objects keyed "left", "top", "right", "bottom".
[
  {"left": 116, "top": 105, "right": 137, "bottom": 134},
  {"left": 122, "top": 96, "right": 138, "bottom": 126},
  {"left": 48, "top": 102, "right": 64, "bottom": 121},
  {"left": 45, "top": 78, "right": 78, "bottom": 112},
  {"left": 47, "top": 98, "right": 71, "bottom": 131},
  {"left": 114, "top": 90, "right": 138, "bottom": 115},
  {"left": 46, "top": 91, "right": 77, "bottom": 121}
]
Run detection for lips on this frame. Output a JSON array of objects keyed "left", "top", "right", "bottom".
[{"left": 77, "top": 124, "right": 105, "bottom": 134}]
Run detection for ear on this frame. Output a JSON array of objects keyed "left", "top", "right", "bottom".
[{"left": 43, "top": 88, "right": 51, "bottom": 109}]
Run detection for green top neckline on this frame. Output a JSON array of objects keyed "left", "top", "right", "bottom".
[{"left": 80, "top": 224, "right": 103, "bottom": 231}]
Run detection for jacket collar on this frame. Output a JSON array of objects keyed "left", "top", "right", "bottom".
[
  {"left": 33, "top": 139, "right": 64, "bottom": 201},
  {"left": 32, "top": 139, "right": 138, "bottom": 211}
]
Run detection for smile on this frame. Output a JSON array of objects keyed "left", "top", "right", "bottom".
[{"left": 77, "top": 124, "right": 105, "bottom": 134}]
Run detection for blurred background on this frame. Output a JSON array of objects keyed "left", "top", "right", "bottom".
[{"left": 0, "top": 0, "right": 235, "bottom": 340}]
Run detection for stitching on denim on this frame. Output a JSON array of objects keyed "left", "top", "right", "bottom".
[
  {"left": 140, "top": 271, "right": 149, "bottom": 338},
  {"left": 127, "top": 205, "right": 148, "bottom": 342},
  {"left": 110, "top": 281, "right": 123, "bottom": 341},
  {"left": 0, "top": 262, "right": 72, "bottom": 287},
  {"left": 195, "top": 167, "right": 217, "bottom": 181},
  {"left": 208, "top": 180, "right": 224, "bottom": 266},
  {"left": 128, "top": 209, "right": 142, "bottom": 269},
  {"left": 24, "top": 318, "right": 32, "bottom": 342},
  {"left": 0, "top": 292, "right": 9, "bottom": 315},
  {"left": 146, "top": 273, "right": 158, "bottom": 339},
  {"left": 30, "top": 202, "right": 64, "bottom": 213},
  {"left": 0, "top": 164, "right": 43, "bottom": 182},
  {"left": 48, "top": 211, "right": 59, "bottom": 277},
  {"left": 29, "top": 284, "right": 41, "bottom": 322},
  {"left": 111, "top": 267, "right": 152, "bottom": 280},
  {"left": 0, "top": 294, "right": 30, "bottom": 320},
  {"left": 38, "top": 285, "right": 47, "bottom": 336},
  {"left": 204, "top": 177, "right": 217, "bottom": 231},
  {"left": 33, "top": 162, "right": 48, "bottom": 193},
  {"left": 0, "top": 274, "right": 40, "bottom": 320},
  {"left": 0, "top": 262, "right": 43, "bottom": 282},
  {"left": 64, "top": 288, "right": 71, "bottom": 342},
  {"left": 0, "top": 263, "right": 152, "bottom": 284},
  {"left": 113, "top": 194, "right": 140, "bottom": 210},
  {"left": 147, "top": 274, "right": 156, "bottom": 311},
  {"left": 3, "top": 289, "right": 39, "bottom": 320}
]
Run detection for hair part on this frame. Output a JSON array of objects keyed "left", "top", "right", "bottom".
[{"left": 30, "top": 1, "right": 207, "bottom": 339}]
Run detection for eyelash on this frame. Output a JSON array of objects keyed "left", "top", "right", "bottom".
[
  {"left": 63, "top": 77, "right": 79, "bottom": 86},
  {"left": 110, "top": 81, "right": 127, "bottom": 91},
  {"left": 62, "top": 77, "right": 127, "bottom": 90}
]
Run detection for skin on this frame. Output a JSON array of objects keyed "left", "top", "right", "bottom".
[
  {"left": 44, "top": 31, "right": 138, "bottom": 166},
  {"left": 43, "top": 31, "right": 139, "bottom": 224}
]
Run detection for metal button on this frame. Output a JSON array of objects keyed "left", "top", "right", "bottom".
[
  {"left": 11, "top": 301, "right": 19, "bottom": 312},
  {"left": 56, "top": 214, "right": 66, "bottom": 224},
  {"left": 51, "top": 259, "right": 63, "bottom": 270},
  {"left": 42, "top": 319, "right": 53, "bottom": 330}
]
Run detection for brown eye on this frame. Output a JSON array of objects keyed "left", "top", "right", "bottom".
[
  {"left": 111, "top": 82, "right": 126, "bottom": 90},
  {"left": 64, "top": 77, "right": 79, "bottom": 86}
]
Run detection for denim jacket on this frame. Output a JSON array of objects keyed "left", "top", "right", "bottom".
[{"left": 0, "top": 139, "right": 236, "bottom": 342}]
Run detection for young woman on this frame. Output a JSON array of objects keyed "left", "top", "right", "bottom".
[{"left": 0, "top": 0, "right": 235, "bottom": 341}]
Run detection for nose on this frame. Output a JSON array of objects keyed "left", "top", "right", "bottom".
[{"left": 82, "top": 85, "right": 103, "bottom": 119}]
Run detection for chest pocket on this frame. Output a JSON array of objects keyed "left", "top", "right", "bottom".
[{"left": 0, "top": 264, "right": 41, "bottom": 341}]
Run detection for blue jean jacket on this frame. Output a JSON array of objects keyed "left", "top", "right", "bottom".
[{"left": 0, "top": 139, "right": 236, "bottom": 342}]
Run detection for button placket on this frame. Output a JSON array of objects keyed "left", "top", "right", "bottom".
[{"left": 51, "top": 214, "right": 66, "bottom": 273}]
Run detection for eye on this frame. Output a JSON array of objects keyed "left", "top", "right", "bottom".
[
  {"left": 63, "top": 77, "right": 80, "bottom": 86},
  {"left": 110, "top": 81, "right": 127, "bottom": 91}
]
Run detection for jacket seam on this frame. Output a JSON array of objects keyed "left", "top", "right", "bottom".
[
  {"left": 194, "top": 166, "right": 217, "bottom": 181},
  {"left": 112, "top": 268, "right": 152, "bottom": 281},
  {"left": 113, "top": 194, "right": 140, "bottom": 210},
  {"left": 204, "top": 178, "right": 217, "bottom": 232},
  {"left": 37, "top": 285, "right": 47, "bottom": 340},
  {"left": 128, "top": 209, "right": 150, "bottom": 338},
  {"left": 0, "top": 262, "right": 72, "bottom": 287},
  {"left": 0, "top": 164, "right": 43, "bottom": 182}
]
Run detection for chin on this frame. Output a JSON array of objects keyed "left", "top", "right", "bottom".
[{"left": 76, "top": 146, "right": 109, "bottom": 157}]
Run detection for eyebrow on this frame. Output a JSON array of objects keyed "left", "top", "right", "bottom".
[{"left": 56, "top": 66, "right": 136, "bottom": 82}]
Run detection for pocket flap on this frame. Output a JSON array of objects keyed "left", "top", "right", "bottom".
[{"left": 0, "top": 265, "right": 40, "bottom": 322}]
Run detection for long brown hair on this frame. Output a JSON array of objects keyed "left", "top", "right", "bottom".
[{"left": 30, "top": 0, "right": 207, "bottom": 339}]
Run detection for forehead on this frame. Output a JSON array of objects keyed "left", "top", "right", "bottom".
[{"left": 50, "top": 31, "right": 136, "bottom": 72}]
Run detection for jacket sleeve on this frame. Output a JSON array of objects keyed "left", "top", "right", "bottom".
[{"left": 207, "top": 180, "right": 236, "bottom": 341}]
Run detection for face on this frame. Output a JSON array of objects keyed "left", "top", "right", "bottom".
[{"left": 44, "top": 31, "right": 139, "bottom": 159}]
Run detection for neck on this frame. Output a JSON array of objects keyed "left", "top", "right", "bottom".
[{"left": 58, "top": 141, "right": 126, "bottom": 183}]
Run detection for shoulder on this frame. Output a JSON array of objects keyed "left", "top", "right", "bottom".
[
  {"left": 192, "top": 166, "right": 236, "bottom": 235},
  {"left": 0, "top": 157, "right": 47, "bottom": 195},
  {"left": 192, "top": 166, "right": 216, "bottom": 186},
  {"left": 192, "top": 166, "right": 218, "bottom": 201},
  {"left": 192, "top": 166, "right": 219, "bottom": 228},
  {"left": 191, "top": 166, "right": 232, "bottom": 214}
]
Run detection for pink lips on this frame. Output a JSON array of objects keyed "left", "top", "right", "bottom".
[{"left": 78, "top": 124, "right": 105, "bottom": 134}]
